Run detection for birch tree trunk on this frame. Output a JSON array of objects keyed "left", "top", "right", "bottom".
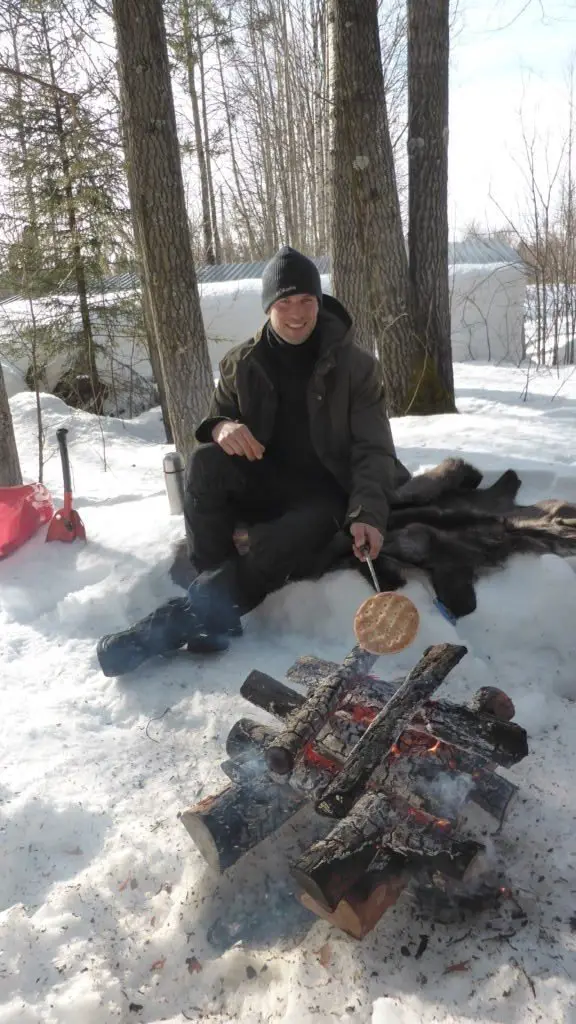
[
  {"left": 112, "top": 0, "right": 214, "bottom": 457},
  {"left": 407, "top": 0, "right": 456, "bottom": 413},
  {"left": 329, "top": 0, "right": 420, "bottom": 415},
  {"left": 0, "top": 361, "right": 22, "bottom": 487}
]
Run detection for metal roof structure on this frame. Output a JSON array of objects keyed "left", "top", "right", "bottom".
[{"left": 1, "top": 238, "right": 522, "bottom": 303}]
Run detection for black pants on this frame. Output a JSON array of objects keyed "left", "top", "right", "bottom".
[{"left": 184, "top": 444, "right": 347, "bottom": 614}]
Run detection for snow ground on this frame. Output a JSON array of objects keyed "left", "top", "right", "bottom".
[{"left": 2, "top": 362, "right": 576, "bottom": 1024}]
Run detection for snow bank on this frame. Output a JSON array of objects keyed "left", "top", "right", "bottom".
[{"left": 1, "top": 363, "right": 576, "bottom": 1023}]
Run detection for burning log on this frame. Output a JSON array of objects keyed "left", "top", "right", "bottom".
[
  {"left": 178, "top": 779, "right": 304, "bottom": 874},
  {"left": 419, "top": 702, "right": 527, "bottom": 766},
  {"left": 281, "top": 656, "right": 527, "bottom": 767},
  {"left": 288, "top": 656, "right": 516, "bottom": 726},
  {"left": 225, "top": 712, "right": 517, "bottom": 824},
  {"left": 291, "top": 791, "right": 484, "bottom": 911},
  {"left": 264, "top": 646, "right": 378, "bottom": 777},
  {"left": 315, "top": 643, "right": 468, "bottom": 818}
]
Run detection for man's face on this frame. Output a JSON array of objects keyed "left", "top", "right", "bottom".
[{"left": 269, "top": 293, "right": 319, "bottom": 345}]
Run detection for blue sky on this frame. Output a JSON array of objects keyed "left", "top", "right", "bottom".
[{"left": 449, "top": 0, "right": 576, "bottom": 236}]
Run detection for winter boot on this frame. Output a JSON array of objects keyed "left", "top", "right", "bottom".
[
  {"left": 97, "top": 563, "right": 245, "bottom": 677},
  {"left": 185, "top": 561, "right": 244, "bottom": 652},
  {"left": 96, "top": 597, "right": 203, "bottom": 677}
]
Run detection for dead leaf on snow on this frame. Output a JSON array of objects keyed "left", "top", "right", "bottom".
[
  {"left": 186, "top": 956, "right": 202, "bottom": 975},
  {"left": 317, "top": 943, "right": 332, "bottom": 968},
  {"left": 150, "top": 957, "right": 166, "bottom": 972},
  {"left": 443, "top": 961, "right": 470, "bottom": 974}
]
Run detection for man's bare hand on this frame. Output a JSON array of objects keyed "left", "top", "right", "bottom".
[
  {"left": 212, "top": 421, "right": 265, "bottom": 461},
  {"left": 351, "top": 522, "right": 383, "bottom": 561}
]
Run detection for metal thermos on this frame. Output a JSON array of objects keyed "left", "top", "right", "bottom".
[{"left": 163, "top": 451, "right": 185, "bottom": 515}]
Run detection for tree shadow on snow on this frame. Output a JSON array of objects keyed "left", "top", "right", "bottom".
[{"left": 0, "top": 797, "right": 112, "bottom": 913}]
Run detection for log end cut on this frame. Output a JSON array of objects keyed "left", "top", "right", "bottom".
[
  {"left": 179, "top": 796, "right": 229, "bottom": 874},
  {"left": 299, "top": 872, "right": 408, "bottom": 940}
]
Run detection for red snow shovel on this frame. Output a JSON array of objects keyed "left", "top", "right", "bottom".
[{"left": 46, "top": 428, "right": 86, "bottom": 543}]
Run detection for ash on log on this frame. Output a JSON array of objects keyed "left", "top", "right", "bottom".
[
  {"left": 178, "top": 778, "right": 304, "bottom": 873},
  {"left": 264, "top": 646, "right": 378, "bottom": 776},
  {"left": 315, "top": 643, "right": 468, "bottom": 819},
  {"left": 291, "top": 790, "right": 484, "bottom": 911}
]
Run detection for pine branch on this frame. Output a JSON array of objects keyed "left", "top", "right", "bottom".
[{"left": 0, "top": 62, "right": 79, "bottom": 102}]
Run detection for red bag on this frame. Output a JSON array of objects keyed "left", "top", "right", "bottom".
[{"left": 0, "top": 483, "right": 54, "bottom": 560}]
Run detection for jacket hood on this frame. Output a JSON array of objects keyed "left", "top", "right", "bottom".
[
  {"left": 321, "top": 292, "right": 353, "bottom": 331},
  {"left": 319, "top": 293, "right": 353, "bottom": 344}
]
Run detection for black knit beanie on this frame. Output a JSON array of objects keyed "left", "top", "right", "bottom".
[{"left": 261, "top": 246, "right": 323, "bottom": 313}]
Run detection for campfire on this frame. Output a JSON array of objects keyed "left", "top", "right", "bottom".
[{"left": 179, "top": 642, "right": 528, "bottom": 939}]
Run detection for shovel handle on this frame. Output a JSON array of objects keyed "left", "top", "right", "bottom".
[{"left": 56, "top": 428, "right": 73, "bottom": 494}]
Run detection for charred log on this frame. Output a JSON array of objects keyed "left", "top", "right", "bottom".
[
  {"left": 225, "top": 717, "right": 279, "bottom": 760},
  {"left": 178, "top": 779, "right": 303, "bottom": 873},
  {"left": 292, "top": 790, "right": 483, "bottom": 911},
  {"left": 264, "top": 646, "right": 378, "bottom": 776},
  {"left": 287, "top": 654, "right": 397, "bottom": 702},
  {"left": 240, "top": 670, "right": 305, "bottom": 719},
  {"left": 316, "top": 643, "right": 468, "bottom": 818},
  {"left": 225, "top": 716, "right": 337, "bottom": 794}
]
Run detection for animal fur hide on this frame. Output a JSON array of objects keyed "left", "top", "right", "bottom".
[
  {"left": 170, "top": 458, "right": 576, "bottom": 620},
  {"left": 347, "top": 458, "right": 576, "bottom": 618}
]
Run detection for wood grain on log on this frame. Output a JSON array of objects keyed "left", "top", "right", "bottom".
[
  {"left": 264, "top": 646, "right": 378, "bottom": 776},
  {"left": 316, "top": 643, "right": 468, "bottom": 818},
  {"left": 299, "top": 863, "right": 408, "bottom": 938},
  {"left": 179, "top": 779, "right": 303, "bottom": 873}
]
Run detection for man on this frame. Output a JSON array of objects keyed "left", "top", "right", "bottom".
[{"left": 97, "top": 246, "right": 409, "bottom": 677}]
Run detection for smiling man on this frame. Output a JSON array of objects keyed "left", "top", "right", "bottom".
[{"left": 97, "top": 246, "right": 409, "bottom": 676}]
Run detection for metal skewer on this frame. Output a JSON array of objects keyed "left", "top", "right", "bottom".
[{"left": 362, "top": 548, "right": 380, "bottom": 593}]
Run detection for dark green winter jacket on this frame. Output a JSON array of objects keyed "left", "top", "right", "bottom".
[{"left": 195, "top": 295, "right": 409, "bottom": 534}]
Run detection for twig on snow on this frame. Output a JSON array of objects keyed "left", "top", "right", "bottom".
[
  {"left": 510, "top": 956, "right": 536, "bottom": 997},
  {"left": 145, "top": 707, "right": 171, "bottom": 742}
]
